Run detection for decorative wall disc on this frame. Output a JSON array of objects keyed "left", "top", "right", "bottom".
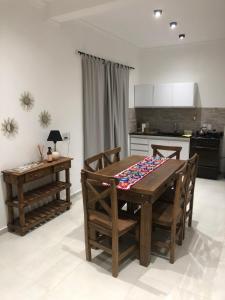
[
  {"left": 20, "top": 91, "right": 34, "bottom": 111},
  {"left": 1, "top": 118, "right": 19, "bottom": 138},
  {"left": 39, "top": 110, "right": 51, "bottom": 128}
]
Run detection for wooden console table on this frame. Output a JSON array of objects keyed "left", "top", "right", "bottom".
[{"left": 2, "top": 157, "right": 73, "bottom": 236}]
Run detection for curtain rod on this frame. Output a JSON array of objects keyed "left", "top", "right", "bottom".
[{"left": 77, "top": 50, "right": 135, "bottom": 70}]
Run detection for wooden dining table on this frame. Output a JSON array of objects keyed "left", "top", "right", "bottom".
[{"left": 97, "top": 155, "right": 185, "bottom": 267}]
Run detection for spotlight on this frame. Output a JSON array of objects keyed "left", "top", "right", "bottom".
[
  {"left": 154, "top": 9, "right": 163, "bottom": 18},
  {"left": 179, "top": 34, "right": 185, "bottom": 40},
  {"left": 170, "top": 22, "right": 177, "bottom": 29}
]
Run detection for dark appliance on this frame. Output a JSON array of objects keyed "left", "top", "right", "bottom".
[{"left": 190, "top": 131, "right": 223, "bottom": 180}]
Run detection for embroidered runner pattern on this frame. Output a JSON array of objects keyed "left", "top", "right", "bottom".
[{"left": 114, "top": 156, "right": 168, "bottom": 190}]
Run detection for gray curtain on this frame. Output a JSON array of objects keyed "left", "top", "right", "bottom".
[
  {"left": 82, "top": 55, "right": 130, "bottom": 159},
  {"left": 82, "top": 55, "right": 105, "bottom": 159},
  {"left": 105, "top": 62, "right": 129, "bottom": 158}
]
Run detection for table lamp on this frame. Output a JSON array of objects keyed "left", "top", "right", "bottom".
[{"left": 47, "top": 130, "right": 63, "bottom": 160}]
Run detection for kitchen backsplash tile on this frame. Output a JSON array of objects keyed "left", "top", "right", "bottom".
[
  {"left": 201, "top": 108, "right": 225, "bottom": 132},
  {"left": 129, "top": 107, "right": 225, "bottom": 133},
  {"left": 128, "top": 108, "right": 137, "bottom": 133}
]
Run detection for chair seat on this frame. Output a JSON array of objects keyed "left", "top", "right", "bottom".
[
  {"left": 119, "top": 208, "right": 140, "bottom": 221},
  {"left": 153, "top": 202, "right": 182, "bottom": 226},
  {"left": 89, "top": 212, "right": 137, "bottom": 233}
]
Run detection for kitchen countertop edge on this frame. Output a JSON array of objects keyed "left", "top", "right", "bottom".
[{"left": 129, "top": 133, "right": 190, "bottom": 142}]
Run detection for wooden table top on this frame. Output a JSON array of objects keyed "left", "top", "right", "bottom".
[
  {"left": 98, "top": 155, "right": 185, "bottom": 196},
  {"left": 2, "top": 157, "right": 73, "bottom": 176}
]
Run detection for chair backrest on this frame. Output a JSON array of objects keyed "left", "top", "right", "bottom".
[
  {"left": 186, "top": 154, "right": 199, "bottom": 203},
  {"left": 151, "top": 144, "right": 182, "bottom": 160},
  {"left": 81, "top": 169, "right": 118, "bottom": 228},
  {"left": 84, "top": 153, "right": 104, "bottom": 172},
  {"left": 103, "top": 147, "right": 121, "bottom": 167},
  {"left": 173, "top": 162, "right": 189, "bottom": 218}
]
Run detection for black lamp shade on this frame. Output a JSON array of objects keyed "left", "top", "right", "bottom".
[
  {"left": 47, "top": 130, "right": 63, "bottom": 151},
  {"left": 47, "top": 130, "right": 63, "bottom": 144}
]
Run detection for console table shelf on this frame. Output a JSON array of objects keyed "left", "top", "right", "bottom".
[
  {"left": 2, "top": 157, "right": 73, "bottom": 236},
  {"left": 8, "top": 181, "right": 71, "bottom": 208},
  {"left": 10, "top": 199, "right": 69, "bottom": 233}
]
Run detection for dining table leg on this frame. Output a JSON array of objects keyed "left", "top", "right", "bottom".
[{"left": 140, "top": 200, "right": 152, "bottom": 267}]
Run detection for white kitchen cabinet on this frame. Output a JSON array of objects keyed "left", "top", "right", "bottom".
[
  {"left": 134, "top": 84, "right": 154, "bottom": 107},
  {"left": 172, "top": 82, "right": 196, "bottom": 107},
  {"left": 130, "top": 136, "right": 149, "bottom": 156},
  {"left": 130, "top": 135, "right": 190, "bottom": 160},
  {"left": 130, "top": 143, "right": 149, "bottom": 151},
  {"left": 130, "top": 137, "right": 148, "bottom": 145},
  {"left": 130, "top": 149, "right": 149, "bottom": 156},
  {"left": 153, "top": 83, "right": 173, "bottom": 107},
  {"left": 136, "top": 82, "right": 197, "bottom": 108}
]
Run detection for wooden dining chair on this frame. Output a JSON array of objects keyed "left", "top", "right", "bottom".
[
  {"left": 151, "top": 144, "right": 182, "bottom": 159},
  {"left": 81, "top": 170, "right": 139, "bottom": 277},
  {"left": 84, "top": 153, "right": 104, "bottom": 172},
  {"left": 84, "top": 150, "right": 131, "bottom": 220},
  {"left": 183, "top": 154, "right": 199, "bottom": 236},
  {"left": 103, "top": 147, "right": 121, "bottom": 167},
  {"left": 152, "top": 162, "right": 188, "bottom": 264}
]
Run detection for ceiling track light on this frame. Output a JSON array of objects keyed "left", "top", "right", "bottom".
[
  {"left": 170, "top": 22, "right": 177, "bottom": 29},
  {"left": 179, "top": 34, "right": 186, "bottom": 40},
  {"left": 153, "top": 9, "right": 163, "bottom": 18}
]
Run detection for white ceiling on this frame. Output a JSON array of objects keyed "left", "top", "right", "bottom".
[{"left": 46, "top": 0, "right": 225, "bottom": 48}]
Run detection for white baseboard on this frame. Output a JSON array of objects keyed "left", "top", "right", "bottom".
[
  {"left": 71, "top": 189, "right": 82, "bottom": 199},
  {"left": 0, "top": 227, "right": 7, "bottom": 235}
]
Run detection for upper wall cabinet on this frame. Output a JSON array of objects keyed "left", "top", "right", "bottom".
[
  {"left": 134, "top": 84, "right": 154, "bottom": 107},
  {"left": 172, "top": 82, "right": 196, "bottom": 107},
  {"left": 153, "top": 83, "right": 173, "bottom": 107},
  {"left": 134, "top": 82, "right": 197, "bottom": 108}
]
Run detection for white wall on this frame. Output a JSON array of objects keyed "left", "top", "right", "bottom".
[
  {"left": 0, "top": 0, "right": 139, "bottom": 230},
  {"left": 138, "top": 40, "right": 225, "bottom": 108}
]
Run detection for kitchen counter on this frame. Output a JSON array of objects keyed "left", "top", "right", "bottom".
[{"left": 129, "top": 132, "right": 191, "bottom": 142}]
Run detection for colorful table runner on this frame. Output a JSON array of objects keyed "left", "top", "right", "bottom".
[{"left": 114, "top": 156, "right": 168, "bottom": 190}]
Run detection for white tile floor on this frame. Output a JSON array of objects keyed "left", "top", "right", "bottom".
[{"left": 0, "top": 178, "right": 225, "bottom": 300}]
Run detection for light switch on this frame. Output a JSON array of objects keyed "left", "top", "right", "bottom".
[{"left": 62, "top": 132, "right": 70, "bottom": 141}]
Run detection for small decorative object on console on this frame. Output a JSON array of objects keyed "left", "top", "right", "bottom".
[
  {"left": 52, "top": 151, "right": 60, "bottom": 160},
  {"left": 37, "top": 144, "right": 45, "bottom": 161},
  {"left": 47, "top": 147, "right": 53, "bottom": 162},
  {"left": 7, "top": 162, "right": 44, "bottom": 173}
]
